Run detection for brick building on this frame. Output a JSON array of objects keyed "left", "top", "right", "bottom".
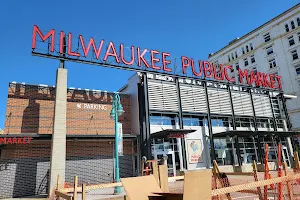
[{"left": 0, "top": 82, "right": 138, "bottom": 198}]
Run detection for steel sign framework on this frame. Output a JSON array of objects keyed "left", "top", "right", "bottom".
[{"left": 31, "top": 25, "right": 282, "bottom": 91}]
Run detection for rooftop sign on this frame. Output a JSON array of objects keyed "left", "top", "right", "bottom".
[{"left": 31, "top": 25, "right": 282, "bottom": 90}]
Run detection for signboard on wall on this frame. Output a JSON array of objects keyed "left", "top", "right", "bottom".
[
  {"left": 118, "top": 123, "right": 123, "bottom": 156},
  {"left": 187, "top": 139, "right": 203, "bottom": 163}
]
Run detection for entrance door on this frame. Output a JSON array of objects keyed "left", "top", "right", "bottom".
[
  {"left": 282, "top": 146, "right": 291, "bottom": 167},
  {"left": 154, "top": 151, "right": 176, "bottom": 177}
]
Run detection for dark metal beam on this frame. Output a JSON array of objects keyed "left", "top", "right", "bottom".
[
  {"left": 32, "top": 51, "right": 284, "bottom": 93},
  {"left": 228, "top": 86, "right": 242, "bottom": 166},
  {"left": 204, "top": 82, "right": 216, "bottom": 164},
  {"left": 249, "top": 89, "right": 263, "bottom": 163}
]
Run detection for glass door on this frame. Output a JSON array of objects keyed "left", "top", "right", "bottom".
[{"left": 154, "top": 151, "right": 176, "bottom": 177}]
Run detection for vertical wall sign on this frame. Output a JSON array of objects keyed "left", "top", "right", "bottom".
[
  {"left": 118, "top": 123, "right": 123, "bottom": 156},
  {"left": 187, "top": 139, "right": 203, "bottom": 163}
]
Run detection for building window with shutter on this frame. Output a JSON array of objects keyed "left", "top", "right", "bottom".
[
  {"left": 250, "top": 43, "right": 253, "bottom": 50},
  {"left": 242, "top": 47, "right": 245, "bottom": 54},
  {"left": 291, "top": 21, "right": 296, "bottom": 29},
  {"left": 250, "top": 55, "right": 255, "bottom": 63},
  {"left": 235, "top": 63, "right": 239, "bottom": 69},
  {"left": 288, "top": 35, "right": 295, "bottom": 46},
  {"left": 264, "top": 33, "right": 271, "bottom": 42},
  {"left": 291, "top": 50, "right": 299, "bottom": 60},
  {"left": 285, "top": 24, "right": 289, "bottom": 32},
  {"left": 244, "top": 58, "right": 249, "bottom": 66},
  {"left": 266, "top": 46, "right": 274, "bottom": 55},
  {"left": 297, "top": 18, "right": 300, "bottom": 26},
  {"left": 268, "top": 58, "right": 276, "bottom": 69},
  {"left": 246, "top": 45, "right": 249, "bottom": 52},
  {"left": 235, "top": 51, "right": 238, "bottom": 58},
  {"left": 294, "top": 63, "right": 300, "bottom": 75}
]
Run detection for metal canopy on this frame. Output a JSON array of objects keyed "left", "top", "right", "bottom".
[
  {"left": 213, "top": 130, "right": 300, "bottom": 138},
  {"left": 149, "top": 129, "right": 196, "bottom": 139}
]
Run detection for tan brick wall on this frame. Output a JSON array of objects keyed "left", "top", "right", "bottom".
[{"left": 4, "top": 83, "right": 132, "bottom": 135}]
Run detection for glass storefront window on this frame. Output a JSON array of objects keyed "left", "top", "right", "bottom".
[
  {"left": 238, "top": 137, "right": 258, "bottom": 164},
  {"left": 182, "top": 116, "right": 208, "bottom": 127},
  {"left": 214, "top": 138, "right": 234, "bottom": 165},
  {"left": 150, "top": 115, "right": 179, "bottom": 126},
  {"left": 235, "top": 117, "right": 254, "bottom": 128},
  {"left": 211, "top": 117, "right": 232, "bottom": 127}
]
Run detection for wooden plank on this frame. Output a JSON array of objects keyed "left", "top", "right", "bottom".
[
  {"left": 219, "top": 172, "right": 253, "bottom": 176},
  {"left": 57, "top": 175, "right": 61, "bottom": 190},
  {"left": 152, "top": 161, "right": 159, "bottom": 183},
  {"left": 62, "top": 182, "right": 122, "bottom": 193},
  {"left": 73, "top": 176, "right": 78, "bottom": 200},
  {"left": 158, "top": 164, "right": 169, "bottom": 192},
  {"left": 55, "top": 191, "right": 73, "bottom": 200},
  {"left": 294, "top": 151, "right": 300, "bottom": 170},
  {"left": 82, "top": 184, "right": 86, "bottom": 200},
  {"left": 121, "top": 175, "right": 163, "bottom": 200},
  {"left": 183, "top": 169, "right": 211, "bottom": 200}
]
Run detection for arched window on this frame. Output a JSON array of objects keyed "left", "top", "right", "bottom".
[
  {"left": 246, "top": 45, "right": 249, "bottom": 52},
  {"left": 285, "top": 24, "right": 289, "bottom": 32},
  {"left": 297, "top": 18, "right": 300, "bottom": 26},
  {"left": 291, "top": 21, "right": 295, "bottom": 29}
]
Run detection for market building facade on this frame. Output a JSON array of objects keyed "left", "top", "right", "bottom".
[{"left": 120, "top": 72, "right": 297, "bottom": 176}]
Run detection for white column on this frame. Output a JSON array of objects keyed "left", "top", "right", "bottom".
[{"left": 49, "top": 68, "right": 68, "bottom": 194}]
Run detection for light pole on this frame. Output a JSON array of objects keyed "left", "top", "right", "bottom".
[{"left": 110, "top": 92, "right": 124, "bottom": 194}]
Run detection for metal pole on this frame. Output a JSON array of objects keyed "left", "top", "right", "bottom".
[
  {"left": 204, "top": 82, "right": 216, "bottom": 164},
  {"left": 249, "top": 89, "right": 263, "bottom": 163},
  {"left": 228, "top": 85, "right": 242, "bottom": 166},
  {"left": 114, "top": 94, "right": 121, "bottom": 194}
]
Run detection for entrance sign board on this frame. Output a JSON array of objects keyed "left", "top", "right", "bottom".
[
  {"left": 187, "top": 139, "right": 203, "bottom": 163},
  {"left": 32, "top": 25, "right": 282, "bottom": 90}
]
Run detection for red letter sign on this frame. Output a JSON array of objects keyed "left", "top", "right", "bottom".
[
  {"left": 120, "top": 44, "right": 135, "bottom": 65},
  {"left": 104, "top": 42, "right": 120, "bottom": 63},
  {"left": 137, "top": 47, "right": 150, "bottom": 68},
  {"left": 32, "top": 25, "right": 55, "bottom": 52},
  {"left": 151, "top": 50, "right": 161, "bottom": 70},
  {"left": 79, "top": 35, "right": 104, "bottom": 59},
  {"left": 162, "top": 52, "right": 172, "bottom": 72},
  {"left": 181, "top": 56, "right": 190, "bottom": 74}
]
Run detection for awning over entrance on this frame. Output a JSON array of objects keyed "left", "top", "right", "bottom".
[
  {"left": 149, "top": 129, "right": 196, "bottom": 139},
  {"left": 213, "top": 130, "right": 300, "bottom": 138}
]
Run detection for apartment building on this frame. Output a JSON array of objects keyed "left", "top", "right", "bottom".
[{"left": 208, "top": 3, "right": 300, "bottom": 131}]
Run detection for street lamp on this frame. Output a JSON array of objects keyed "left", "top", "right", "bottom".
[{"left": 110, "top": 92, "right": 124, "bottom": 194}]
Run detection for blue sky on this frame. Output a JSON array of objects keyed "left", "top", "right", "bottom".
[{"left": 0, "top": 0, "right": 298, "bottom": 129}]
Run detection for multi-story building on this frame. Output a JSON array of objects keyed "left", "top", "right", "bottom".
[{"left": 208, "top": 3, "right": 300, "bottom": 131}]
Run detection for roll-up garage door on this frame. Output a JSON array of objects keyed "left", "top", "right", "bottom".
[
  {"left": 231, "top": 92, "right": 253, "bottom": 116},
  {"left": 207, "top": 88, "right": 232, "bottom": 115},
  {"left": 180, "top": 85, "right": 207, "bottom": 113},
  {"left": 252, "top": 94, "right": 273, "bottom": 117},
  {"left": 148, "top": 81, "right": 179, "bottom": 111}
]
